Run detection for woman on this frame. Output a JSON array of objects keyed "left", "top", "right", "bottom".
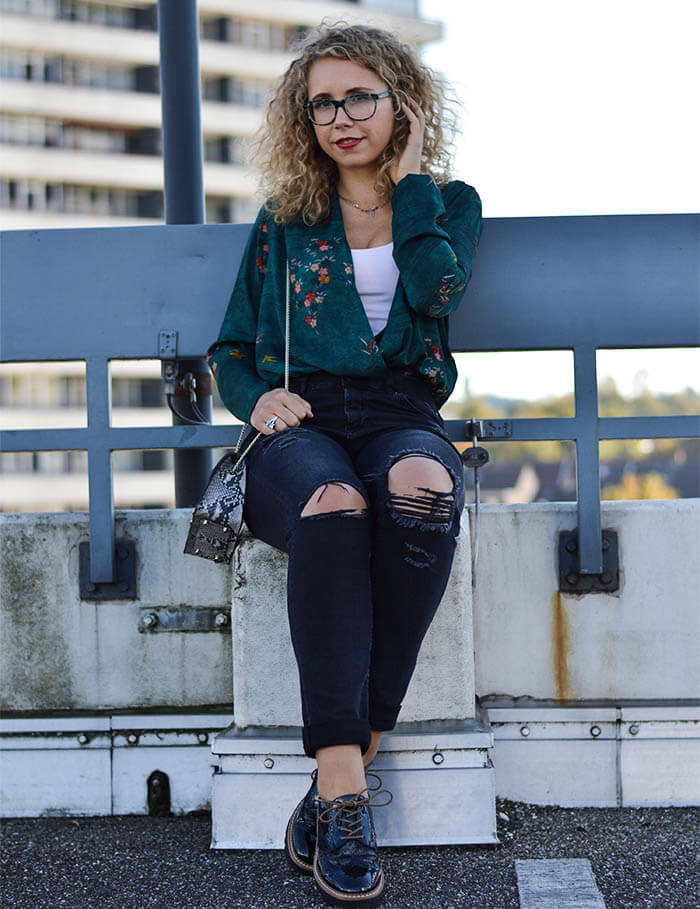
[{"left": 207, "top": 23, "right": 481, "bottom": 906}]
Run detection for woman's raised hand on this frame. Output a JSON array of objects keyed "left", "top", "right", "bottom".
[
  {"left": 391, "top": 97, "right": 426, "bottom": 185},
  {"left": 250, "top": 388, "right": 313, "bottom": 435}
]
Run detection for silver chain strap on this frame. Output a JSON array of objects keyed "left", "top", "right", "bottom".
[{"left": 229, "top": 262, "right": 291, "bottom": 467}]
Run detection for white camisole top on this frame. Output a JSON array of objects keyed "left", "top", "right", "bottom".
[{"left": 350, "top": 242, "right": 400, "bottom": 336}]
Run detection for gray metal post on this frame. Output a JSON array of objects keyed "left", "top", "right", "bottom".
[
  {"left": 86, "top": 357, "right": 115, "bottom": 583},
  {"left": 157, "top": 0, "right": 212, "bottom": 507},
  {"left": 573, "top": 346, "right": 603, "bottom": 575}
]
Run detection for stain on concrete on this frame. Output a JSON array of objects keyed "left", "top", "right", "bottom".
[
  {"left": 0, "top": 519, "right": 75, "bottom": 710},
  {"left": 552, "top": 591, "right": 572, "bottom": 700},
  {"left": 1, "top": 512, "right": 234, "bottom": 714}
]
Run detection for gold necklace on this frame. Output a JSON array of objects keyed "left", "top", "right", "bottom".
[{"left": 337, "top": 192, "right": 390, "bottom": 218}]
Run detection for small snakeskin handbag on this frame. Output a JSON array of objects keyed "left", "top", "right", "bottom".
[{"left": 183, "top": 264, "right": 291, "bottom": 563}]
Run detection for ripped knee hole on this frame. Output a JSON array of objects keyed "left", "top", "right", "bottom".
[
  {"left": 300, "top": 481, "right": 367, "bottom": 518},
  {"left": 389, "top": 487, "right": 454, "bottom": 526}
]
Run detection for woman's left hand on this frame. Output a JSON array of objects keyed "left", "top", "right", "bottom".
[{"left": 391, "top": 98, "right": 426, "bottom": 184}]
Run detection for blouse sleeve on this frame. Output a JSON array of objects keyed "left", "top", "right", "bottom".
[
  {"left": 391, "top": 174, "right": 482, "bottom": 318},
  {"left": 206, "top": 208, "right": 273, "bottom": 423}
]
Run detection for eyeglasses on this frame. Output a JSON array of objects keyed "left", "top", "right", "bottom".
[{"left": 304, "top": 90, "right": 393, "bottom": 126}]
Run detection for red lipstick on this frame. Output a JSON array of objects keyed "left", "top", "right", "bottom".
[{"left": 335, "top": 137, "right": 362, "bottom": 149}]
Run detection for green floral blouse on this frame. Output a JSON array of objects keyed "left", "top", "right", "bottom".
[{"left": 207, "top": 173, "right": 482, "bottom": 423}]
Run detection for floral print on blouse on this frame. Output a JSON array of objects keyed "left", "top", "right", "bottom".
[
  {"left": 287, "top": 234, "right": 356, "bottom": 332},
  {"left": 208, "top": 174, "right": 482, "bottom": 424}
]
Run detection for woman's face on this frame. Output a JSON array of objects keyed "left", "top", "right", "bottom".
[{"left": 306, "top": 57, "right": 395, "bottom": 178}]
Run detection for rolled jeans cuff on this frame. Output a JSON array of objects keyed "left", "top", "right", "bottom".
[
  {"left": 303, "top": 719, "right": 372, "bottom": 759},
  {"left": 368, "top": 704, "right": 401, "bottom": 733}
]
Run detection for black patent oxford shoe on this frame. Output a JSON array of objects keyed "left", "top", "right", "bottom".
[
  {"left": 284, "top": 770, "right": 318, "bottom": 873},
  {"left": 313, "top": 785, "right": 392, "bottom": 905}
]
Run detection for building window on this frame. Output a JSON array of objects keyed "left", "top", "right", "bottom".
[
  {"left": 201, "top": 17, "right": 230, "bottom": 43},
  {"left": 205, "top": 196, "right": 233, "bottom": 224},
  {"left": 359, "top": 0, "right": 418, "bottom": 13},
  {"left": 0, "top": 51, "right": 138, "bottom": 91},
  {"left": 202, "top": 75, "right": 270, "bottom": 108},
  {"left": 0, "top": 1, "right": 59, "bottom": 15},
  {"left": 0, "top": 49, "right": 30, "bottom": 80},
  {"left": 0, "top": 115, "right": 142, "bottom": 154},
  {"left": 1, "top": 1, "right": 156, "bottom": 27},
  {"left": 204, "top": 195, "right": 259, "bottom": 225},
  {"left": 231, "top": 17, "right": 288, "bottom": 51},
  {"left": 0, "top": 1, "right": 135, "bottom": 28},
  {"left": 112, "top": 378, "right": 163, "bottom": 408},
  {"left": 0, "top": 178, "right": 149, "bottom": 218},
  {"left": 231, "top": 197, "right": 260, "bottom": 223},
  {"left": 203, "top": 136, "right": 243, "bottom": 165}
]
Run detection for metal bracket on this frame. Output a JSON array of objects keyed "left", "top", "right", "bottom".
[
  {"left": 478, "top": 420, "right": 513, "bottom": 440},
  {"left": 79, "top": 540, "right": 137, "bottom": 600},
  {"left": 137, "top": 607, "right": 231, "bottom": 633},
  {"left": 159, "top": 328, "right": 178, "bottom": 393},
  {"left": 465, "top": 418, "right": 483, "bottom": 440},
  {"left": 558, "top": 529, "right": 619, "bottom": 593},
  {"left": 158, "top": 328, "right": 178, "bottom": 360}
]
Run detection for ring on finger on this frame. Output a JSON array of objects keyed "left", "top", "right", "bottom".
[{"left": 264, "top": 415, "right": 279, "bottom": 431}]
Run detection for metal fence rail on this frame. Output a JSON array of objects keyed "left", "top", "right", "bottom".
[{"left": 1, "top": 214, "right": 698, "bottom": 591}]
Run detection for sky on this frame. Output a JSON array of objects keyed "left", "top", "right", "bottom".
[{"left": 418, "top": 0, "right": 698, "bottom": 401}]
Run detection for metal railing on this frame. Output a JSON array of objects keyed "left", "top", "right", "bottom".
[
  {"left": 1, "top": 2, "right": 697, "bottom": 592},
  {"left": 1, "top": 213, "right": 698, "bottom": 593}
]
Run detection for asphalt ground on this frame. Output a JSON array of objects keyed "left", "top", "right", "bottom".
[{"left": 1, "top": 800, "right": 697, "bottom": 909}]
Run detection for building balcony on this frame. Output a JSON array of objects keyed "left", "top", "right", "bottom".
[
  {"left": 0, "top": 2, "right": 440, "bottom": 38},
  {"left": 198, "top": 0, "right": 440, "bottom": 41},
  {"left": 0, "top": 209, "right": 162, "bottom": 227},
  {"left": 0, "top": 79, "right": 263, "bottom": 136},
  {"left": 1, "top": 11, "right": 290, "bottom": 79},
  {"left": 1, "top": 7, "right": 440, "bottom": 75},
  {"left": 0, "top": 142, "right": 257, "bottom": 195}
]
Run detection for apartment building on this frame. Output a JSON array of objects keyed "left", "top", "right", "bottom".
[{"left": 0, "top": 0, "right": 442, "bottom": 510}]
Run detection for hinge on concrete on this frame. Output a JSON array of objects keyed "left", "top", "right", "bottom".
[
  {"left": 79, "top": 540, "right": 137, "bottom": 600},
  {"left": 558, "top": 530, "right": 619, "bottom": 593},
  {"left": 137, "top": 607, "right": 231, "bottom": 633}
]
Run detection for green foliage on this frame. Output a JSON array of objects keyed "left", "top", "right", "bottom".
[
  {"left": 602, "top": 472, "right": 679, "bottom": 500},
  {"left": 454, "top": 381, "right": 699, "bottom": 464}
]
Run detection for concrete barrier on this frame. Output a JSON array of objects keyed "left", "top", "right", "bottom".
[
  {"left": 0, "top": 510, "right": 233, "bottom": 713},
  {"left": 471, "top": 499, "right": 700, "bottom": 701},
  {"left": 3, "top": 500, "right": 696, "bottom": 713},
  {"left": 1, "top": 499, "right": 698, "bottom": 814}
]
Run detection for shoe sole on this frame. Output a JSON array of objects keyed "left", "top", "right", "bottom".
[
  {"left": 284, "top": 796, "right": 314, "bottom": 874},
  {"left": 313, "top": 853, "right": 384, "bottom": 906}
]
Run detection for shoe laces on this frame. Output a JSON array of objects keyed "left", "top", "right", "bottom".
[{"left": 317, "top": 776, "right": 393, "bottom": 842}]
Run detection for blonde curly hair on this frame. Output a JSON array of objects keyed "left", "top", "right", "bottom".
[{"left": 251, "top": 22, "right": 459, "bottom": 225}]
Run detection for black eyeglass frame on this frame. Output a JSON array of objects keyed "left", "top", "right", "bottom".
[{"left": 303, "top": 90, "right": 394, "bottom": 125}]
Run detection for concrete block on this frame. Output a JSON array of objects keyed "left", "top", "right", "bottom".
[
  {"left": 515, "top": 859, "right": 606, "bottom": 909},
  {"left": 0, "top": 747, "right": 112, "bottom": 817},
  {"left": 471, "top": 499, "right": 700, "bottom": 701},
  {"left": 110, "top": 713, "right": 231, "bottom": 814},
  {"left": 112, "top": 747, "right": 216, "bottom": 815},
  {"left": 0, "top": 510, "right": 232, "bottom": 712},
  {"left": 488, "top": 706, "right": 618, "bottom": 806},
  {"left": 0, "top": 713, "right": 233, "bottom": 817},
  {"left": 619, "top": 705, "right": 700, "bottom": 806},
  {"left": 230, "top": 518, "right": 475, "bottom": 729},
  {"left": 620, "top": 740, "right": 700, "bottom": 806},
  {"left": 491, "top": 739, "right": 618, "bottom": 807},
  {"left": 487, "top": 703, "right": 700, "bottom": 806},
  {"left": 211, "top": 721, "right": 497, "bottom": 848}
]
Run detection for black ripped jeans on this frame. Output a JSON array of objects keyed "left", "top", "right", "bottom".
[{"left": 242, "top": 373, "right": 465, "bottom": 757}]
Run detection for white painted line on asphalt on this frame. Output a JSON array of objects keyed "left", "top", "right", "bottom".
[{"left": 515, "top": 858, "right": 607, "bottom": 908}]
